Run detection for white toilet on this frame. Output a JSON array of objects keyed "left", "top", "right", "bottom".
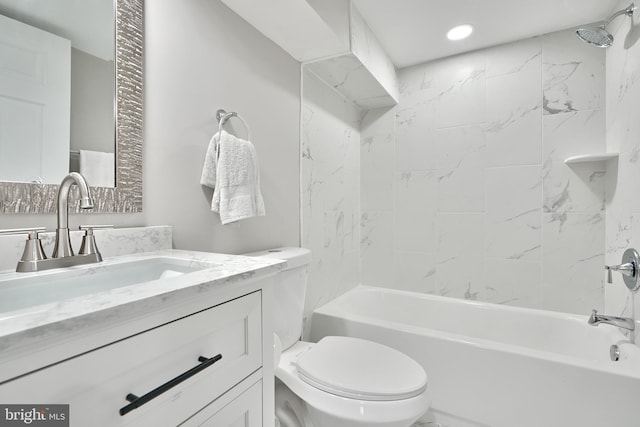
[{"left": 246, "top": 247, "right": 430, "bottom": 427}]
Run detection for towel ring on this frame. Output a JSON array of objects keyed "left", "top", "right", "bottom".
[{"left": 216, "top": 109, "right": 251, "bottom": 141}]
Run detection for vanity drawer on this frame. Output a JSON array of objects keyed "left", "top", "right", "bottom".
[
  {"left": 0, "top": 291, "right": 262, "bottom": 427},
  {"left": 181, "top": 372, "right": 262, "bottom": 426}
]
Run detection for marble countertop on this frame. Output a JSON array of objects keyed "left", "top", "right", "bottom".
[{"left": 0, "top": 249, "right": 285, "bottom": 354}]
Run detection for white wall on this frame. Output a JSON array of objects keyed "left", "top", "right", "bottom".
[
  {"left": 605, "top": 0, "right": 640, "bottom": 343},
  {"left": 302, "top": 28, "right": 608, "bottom": 316},
  {"left": 0, "top": 0, "right": 301, "bottom": 255},
  {"left": 349, "top": 3, "right": 399, "bottom": 103},
  {"left": 70, "top": 48, "right": 114, "bottom": 155},
  {"left": 360, "top": 29, "right": 607, "bottom": 314},
  {"left": 144, "top": 0, "right": 300, "bottom": 253},
  {"left": 301, "top": 69, "right": 361, "bottom": 335},
  {"left": 360, "top": 106, "right": 398, "bottom": 287}
]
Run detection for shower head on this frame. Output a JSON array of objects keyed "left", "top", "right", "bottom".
[
  {"left": 576, "top": 3, "right": 636, "bottom": 47},
  {"left": 576, "top": 26, "right": 614, "bottom": 47}
]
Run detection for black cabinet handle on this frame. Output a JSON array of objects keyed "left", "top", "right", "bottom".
[{"left": 119, "top": 354, "right": 222, "bottom": 416}]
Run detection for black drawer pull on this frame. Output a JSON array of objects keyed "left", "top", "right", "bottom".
[{"left": 119, "top": 354, "right": 222, "bottom": 416}]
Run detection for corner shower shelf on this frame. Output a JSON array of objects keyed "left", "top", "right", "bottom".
[{"left": 564, "top": 153, "right": 619, "bottom": 164}]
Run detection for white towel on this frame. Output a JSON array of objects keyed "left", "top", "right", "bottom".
[
  {"left": 208, "top": 131, "right": 265, "bottom": 224},
  {"left": 200, "top": 132, "right": 219, "bottom": 188},
  {"left": 79, "top": 150, "right": 115, "bottom": 188}
]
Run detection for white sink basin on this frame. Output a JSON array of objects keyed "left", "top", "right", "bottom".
[{"left": 0, "top": 257, "right": 218, "bottom": 314}]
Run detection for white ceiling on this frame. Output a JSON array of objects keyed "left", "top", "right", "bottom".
[{"left": 353, "top": 0, "right": 622, "bottom": 68}]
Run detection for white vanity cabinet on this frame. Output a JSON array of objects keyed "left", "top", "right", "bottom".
[{"left": 0, "top": 264, "right": 278, "bottom": 427}]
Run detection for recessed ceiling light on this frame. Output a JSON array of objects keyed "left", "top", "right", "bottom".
[{"left": 447, "top": 24, "right": 474, "bottom": 41}]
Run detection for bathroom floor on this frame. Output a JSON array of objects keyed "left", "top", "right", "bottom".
[{"left": 414, "top": 421, "right": 448, "bottom": 427}]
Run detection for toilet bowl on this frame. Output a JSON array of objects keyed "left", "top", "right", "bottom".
[{"left": 245, "top": 247, "right": 430, "bottom": 427}]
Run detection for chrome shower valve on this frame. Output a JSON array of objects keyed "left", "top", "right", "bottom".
[{"left": 605, "top": 248, "right": 640, "bottom": 291}]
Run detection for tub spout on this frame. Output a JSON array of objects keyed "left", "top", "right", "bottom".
[{"left": 588, "top": 309, "right": 635, "bottom": 331}]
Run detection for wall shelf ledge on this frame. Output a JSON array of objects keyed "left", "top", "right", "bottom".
[{"left": 564, "top": 153, "right": 619, "bottom": 164}]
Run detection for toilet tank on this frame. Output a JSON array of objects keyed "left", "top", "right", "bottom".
[{"left": 243, "top": 247, "right": 311, "bottom": 350}]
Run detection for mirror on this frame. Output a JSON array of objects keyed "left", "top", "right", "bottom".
[
  {"left": 0, "top": 0, "right": 142, "bottom": 213},
  {"left": 0, "top": 0, "right": 115, "bottom": 187}
]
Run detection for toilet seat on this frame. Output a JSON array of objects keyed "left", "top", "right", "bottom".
[{"left": 295, "top": 336, "right": 427, "bottom": 401}]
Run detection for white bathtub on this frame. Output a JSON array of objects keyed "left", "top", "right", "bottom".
[{"left": 310, "top": 286, "right": 640, "bottom": 427}]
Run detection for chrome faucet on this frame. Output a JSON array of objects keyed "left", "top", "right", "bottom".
[
  {"left": 0, "top": 173, "right": 106, "bottom": 273},
  {"left": 588, "top": 309, "right": 635, "bottom": 331},
  {"left": 52, "top": 172, "right": 95, "bottom": 258}
]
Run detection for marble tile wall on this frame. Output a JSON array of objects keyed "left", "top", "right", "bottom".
[
  {"left": 301, "top": 69, "right": 362, "bottom": 337},
  {"left": 301, "top": 3, "right": 399, "bottom": 110},
  {"left": 305, "top": 54, "right": 396, "bottom": 109},
  {"left": 361, "top": 107, "right": 397, "bottom": 288},
  {"left": 605, "top": 0, "right": 640, "bottom": 343},
  {"left": 362, "top": 28, "right": 606, "bottom": 314},
  {"left": 349, "top": 3, "right": 399, "bottom": 103}
]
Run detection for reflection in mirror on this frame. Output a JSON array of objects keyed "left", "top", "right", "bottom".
[
  {"left": 0, "top": 0, "right": 142, "bottom": 214},
  {"left": 0, "top": 0, "right": 115, "bottom": 187}
]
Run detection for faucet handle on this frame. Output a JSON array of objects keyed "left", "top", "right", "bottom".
[
  {"left": 0, "top": 228, "right": 48, "bottom": 260},
  {"left": 604, "top": 265, "right": 613, "bottom": 283},
  {"left": 0, "top": 227, "right": 46, "bottom": 237},
  {"left": 605, "top": 248, "right": 640, "bottom": 291},
  {"left": 78, "top": 225, "right": 110, "bottom": 261},
  {"left": 79, "top": 225, "right": 114, "bottom": 231},
  {"left": 0, "top": 228, "right": 49, "bottom": 270},
  {"left": 603, "top": 263, "right": 632, "bottom": 283}
]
